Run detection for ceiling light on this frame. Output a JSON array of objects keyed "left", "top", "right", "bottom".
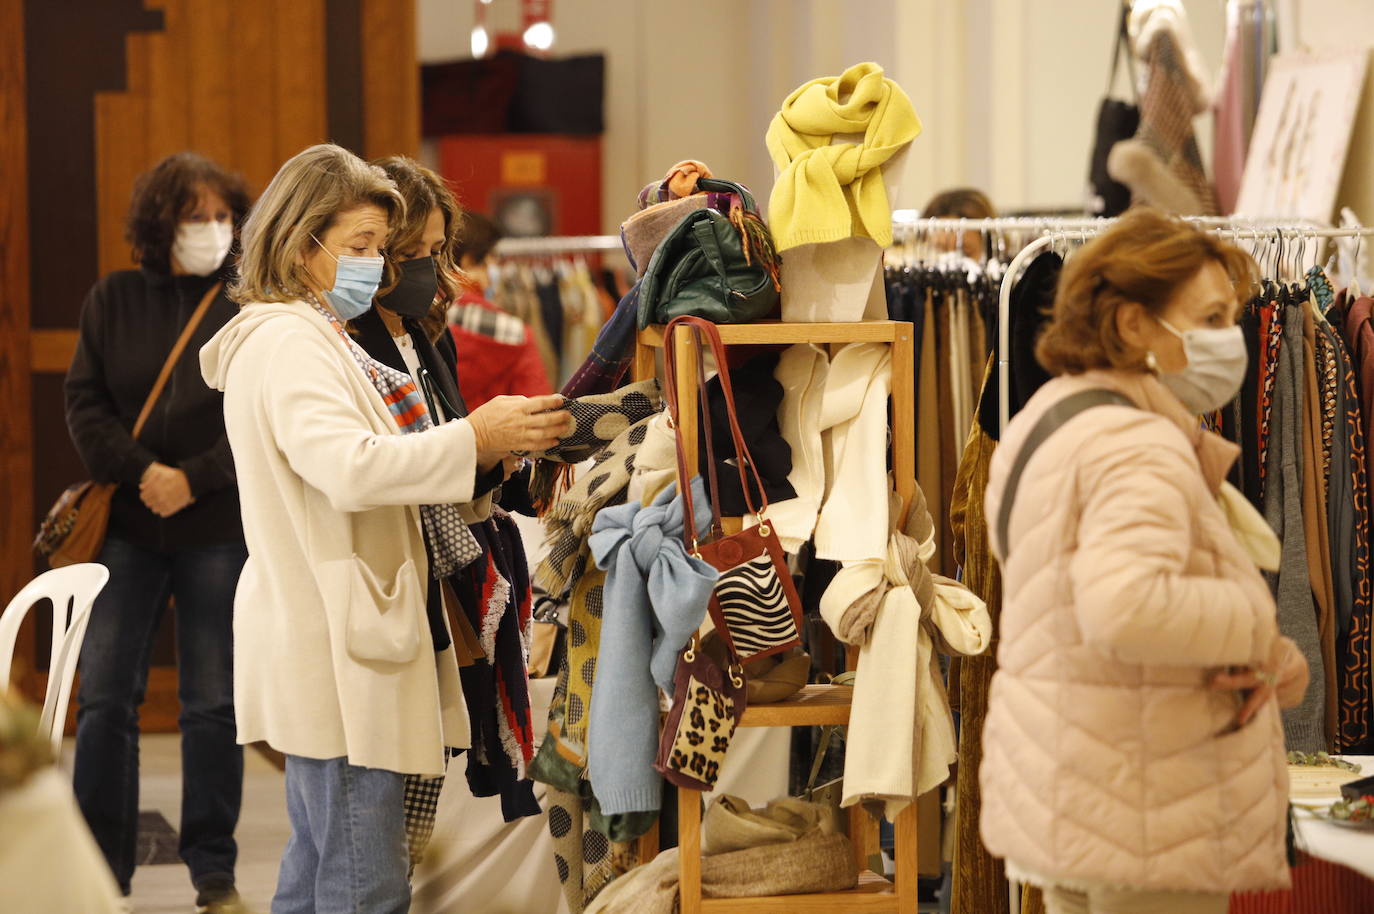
[
  {"left": 471, "top": 24, "right": 489, "bottom": 57},
  {"left": 522, "top": 20, "right": 555, "bottom": 51}
]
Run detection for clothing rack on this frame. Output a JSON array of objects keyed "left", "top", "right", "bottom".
[
  {"left": 995, "top": 221, "right": 1374, "bottom": 432},
  {"left": 492, "top": 235, "right": 625, "bottom": 257}
]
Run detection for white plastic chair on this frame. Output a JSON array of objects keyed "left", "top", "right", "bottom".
[{"left": 0, "top": 564, "right": 110, "bottom": 756}]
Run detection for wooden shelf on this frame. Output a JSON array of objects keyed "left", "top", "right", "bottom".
[
  {"left": 638, "top": 320, "right": 911, "bottom": 349},
  {"left": 740, "top": 683, "right": 854, "bottom": 728},
  {"left": 699, "top": 871, "right": 898, "bottom": 912},
  {"left": 634, "top": 318, "right": 920, "bottom": 914}
]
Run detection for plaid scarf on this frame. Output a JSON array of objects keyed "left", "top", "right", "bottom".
[
  {"left": 559, "top": 279, "right": 643, "bottom": 400},
  {"left": 313, "top": 302, "right": 482, "bottom": 576}
]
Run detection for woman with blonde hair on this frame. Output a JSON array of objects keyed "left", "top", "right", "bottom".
[
  {"left": 199, "top": 144, "right": 569, "bottom": 912},
  {"left": 982, "top": 208, "right": 1308, "bottom": 914}
]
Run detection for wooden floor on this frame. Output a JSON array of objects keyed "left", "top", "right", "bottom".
[{"left": 62, "top": 734, "right": 289, "bottom": 914}]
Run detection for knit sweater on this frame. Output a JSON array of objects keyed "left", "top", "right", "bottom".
[
  {"left": 1264, "top": 303, "right": 1327, "bottom": 751},
  {"left": 586, "top": 478, "right": 717, "bottom": 815}
]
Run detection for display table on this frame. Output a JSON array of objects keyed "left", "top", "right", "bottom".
[
  {"left": 1229, "top": 755, "right": 1374, "bottom": 914},
  {"left": 411, "top": 676, "right": 791, "bottom": 913}
]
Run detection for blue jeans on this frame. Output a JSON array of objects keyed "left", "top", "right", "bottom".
[
  {"left": 72, "top": 536, "right": 246, "bottom": 895},
  {"left": 273, "top": 756, "right": 411, "bottom": 914}
]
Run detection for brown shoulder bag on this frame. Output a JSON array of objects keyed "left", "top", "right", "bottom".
[{"left": 34, "top": 281, "right": 222, "bottom": 567}]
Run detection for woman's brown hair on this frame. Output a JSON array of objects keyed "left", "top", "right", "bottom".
[
  {"left": 372, "top": 155, "right": 464, "bottom": 341},
  {"left": 126, "top": 151, "right": 251, "bottom": 274},
  {"left": 920, "top": 187, "right": 996, "bottom": 220},
  {"left": 1035, "top": 207, "right": 1258, "bottom": 376}
]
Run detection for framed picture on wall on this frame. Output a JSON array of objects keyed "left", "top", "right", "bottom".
[
  {"left": 491, "top": 188, "right": 558, "bottom": 238},
  {"left": 1235, "top": 51, "right": 1368, "bottom": 223}
]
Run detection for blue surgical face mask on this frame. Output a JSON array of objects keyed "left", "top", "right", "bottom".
[{"left": 311, "top": 233, "right": 383, "bottom": 320}]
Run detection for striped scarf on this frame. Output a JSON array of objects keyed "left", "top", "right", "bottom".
[{"left": 313, "top": 302, "right": 482, "bottom": 576}]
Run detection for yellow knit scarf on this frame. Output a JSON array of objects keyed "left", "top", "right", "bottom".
[{"left": 765, "top": 61, "right": 921, "bottom": 252}]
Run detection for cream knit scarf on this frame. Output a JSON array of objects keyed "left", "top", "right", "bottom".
[{"left": 765, "top": 61, "right": 921, "bottom": 252}]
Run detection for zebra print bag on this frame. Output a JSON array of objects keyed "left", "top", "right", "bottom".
[{"left": 664, "top": 316, "right": 805, "bottom": 666}]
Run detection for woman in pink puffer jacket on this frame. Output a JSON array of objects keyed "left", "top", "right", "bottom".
[{"left": 982, "top": 210, "right": 1309, "bottom": 914}]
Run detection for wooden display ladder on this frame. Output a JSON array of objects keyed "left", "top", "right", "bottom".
[{"left": 633, "top": 320, "right": 918, "bottom": 914}]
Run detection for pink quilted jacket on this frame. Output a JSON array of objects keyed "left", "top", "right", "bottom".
[{"left": 981, "top": 369, "right": 1297, "bottom": 894}]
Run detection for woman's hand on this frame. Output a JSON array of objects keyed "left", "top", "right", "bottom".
[
  {"left": 468, "top": 394, "right": 571, "bottom": 456},
  {"left": 1209, "top": 637, "right": 1309, "bottom": 728},
  {"left": 140, "top": 462, "right": 195, "bottom": 517},
  {"left": 1210, "top": 667, "right": 1275, "bottom": 729}
]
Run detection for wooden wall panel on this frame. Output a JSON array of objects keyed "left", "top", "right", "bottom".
[
  {"left": 275, "top": 0, "right": 328, "bottom": 166},
  {"left": 94, "top": 42, "right": 150, "bottom": 278},
  {"left": 186, "top": 0, "right": 236, "bottom": 169},
  {"left": 1, "top": 0, "right": 33, "bottom": 659},
  {"left": 230, "top": 0, "right": 279, "bottom": 189},
  {"left": 361, "top": 0, "right": 419, "bottom": 160},
  {"left": 145, "top": 0, "right": 190, "bottom": 158}
]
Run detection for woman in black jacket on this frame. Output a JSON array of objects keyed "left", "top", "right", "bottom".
[
  {"left": 351, "top": 156, "right": 543, "bottom": 872},
  {"left": 64, "top": 152, "right": 250, "bottom": 914}
]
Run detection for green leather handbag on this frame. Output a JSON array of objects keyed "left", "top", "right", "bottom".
[{"left": 636, "top": 178, "right": 782, "bottom": 330}]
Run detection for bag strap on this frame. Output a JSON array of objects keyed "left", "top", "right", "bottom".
[
  {"left": 131, "top": 280, "right": 222, "bottom": 441},
  {"left": 696, "top": 177, "right": 758, "bottom": 214},
  {"left": 994, "top": 389, "right": 1134, "bottom": 560},
  {"left": 1106, "top": 0, "right": 1139, "bottom": 102},
  {"left": 663, "top": 316, "right": 770, "bottom": 549},
  {"left": 693, "top": 333, "right": 726, "bottom": 539}
]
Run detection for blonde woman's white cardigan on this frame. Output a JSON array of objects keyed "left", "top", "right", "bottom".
[{"left": 200, "top": 302, "right": 474, "bottom": 776}]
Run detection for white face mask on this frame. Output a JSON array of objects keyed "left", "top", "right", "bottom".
[
  {"left": 1154, "top": 317, "right": 1248, "bottom": 414},
  {"left": 173, "top": 220, "right": 233, "bottom": 276}
]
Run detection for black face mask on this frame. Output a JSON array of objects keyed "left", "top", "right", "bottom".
[{"left": 378, "top": 256, "right": 440, "bottom": 319}]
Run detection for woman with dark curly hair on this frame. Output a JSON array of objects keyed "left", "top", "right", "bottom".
[{"left": 64, "top": 151, "right": 251, "bottom": 914}]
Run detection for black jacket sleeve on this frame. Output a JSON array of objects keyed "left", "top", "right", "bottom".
[
  {"left": 179, "top": 433, "right": 237, "bottom": 497},
  {"left": 64, "top": 285, "right": 159, "bottom": 485}
]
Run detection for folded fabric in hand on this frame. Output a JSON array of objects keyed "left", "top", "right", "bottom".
[{"left": 527, "top": 379, "right": 663, "bottom": 511}]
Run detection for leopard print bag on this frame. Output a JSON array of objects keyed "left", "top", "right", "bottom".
[{"left": 653, "top": 633, "right": 747, "bottom": 791}]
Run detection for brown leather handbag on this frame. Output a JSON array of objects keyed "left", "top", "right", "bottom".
[
  {"left": 663, "top": 315, "right": 805, "bottom": 666},
  {"left": 34, "top": 281, "right": 223, "bottom": 567}
]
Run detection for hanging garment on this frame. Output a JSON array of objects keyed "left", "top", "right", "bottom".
[
  {"left": 1266, "top": 302, "right": 1328, "bottom": 751},
  {"left": 948, "top": 360, "right": 1044, "bottom": 914},
  {"left": 1326, "top": 318, "right": 1374, "bottom": 751},
  {"left": 1240, "top": 309, "right": 1263, "bottom": 506},
  {"left": 453, "top": 513, "right": 540, "bottom": 819},
  {"left": 1258, "top": 302, "right": 1283, "bottom": 500},
  {"left": 1301, "top": 308, "right": 1340, "bottom": 745},
  {"left": 560, "top": 279, "right": 643, "bottom": 400},
  {"left": 1213, "top": 2, "right": 1247, "bottom": 213},
  {"left": 1108, "top": 2, "right": 1219, "bottom": 215},
  {"left": 696, "top": 352, "right": 796, "bottom": 516},
  {"left": 917, "top": 290, "right": 944, "bottom": 573},
  {"left": 1008, "top": 252, "right": 1060, "bottom": 417},
  {"left": 585, "top": 479, "right": 717, "bottom": 818},
  {"left": 771, "top": 343, "right": 893, "bottom": 562},
  {"left": 818, "top": 486, "right": 990, "bottom": 819}
]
